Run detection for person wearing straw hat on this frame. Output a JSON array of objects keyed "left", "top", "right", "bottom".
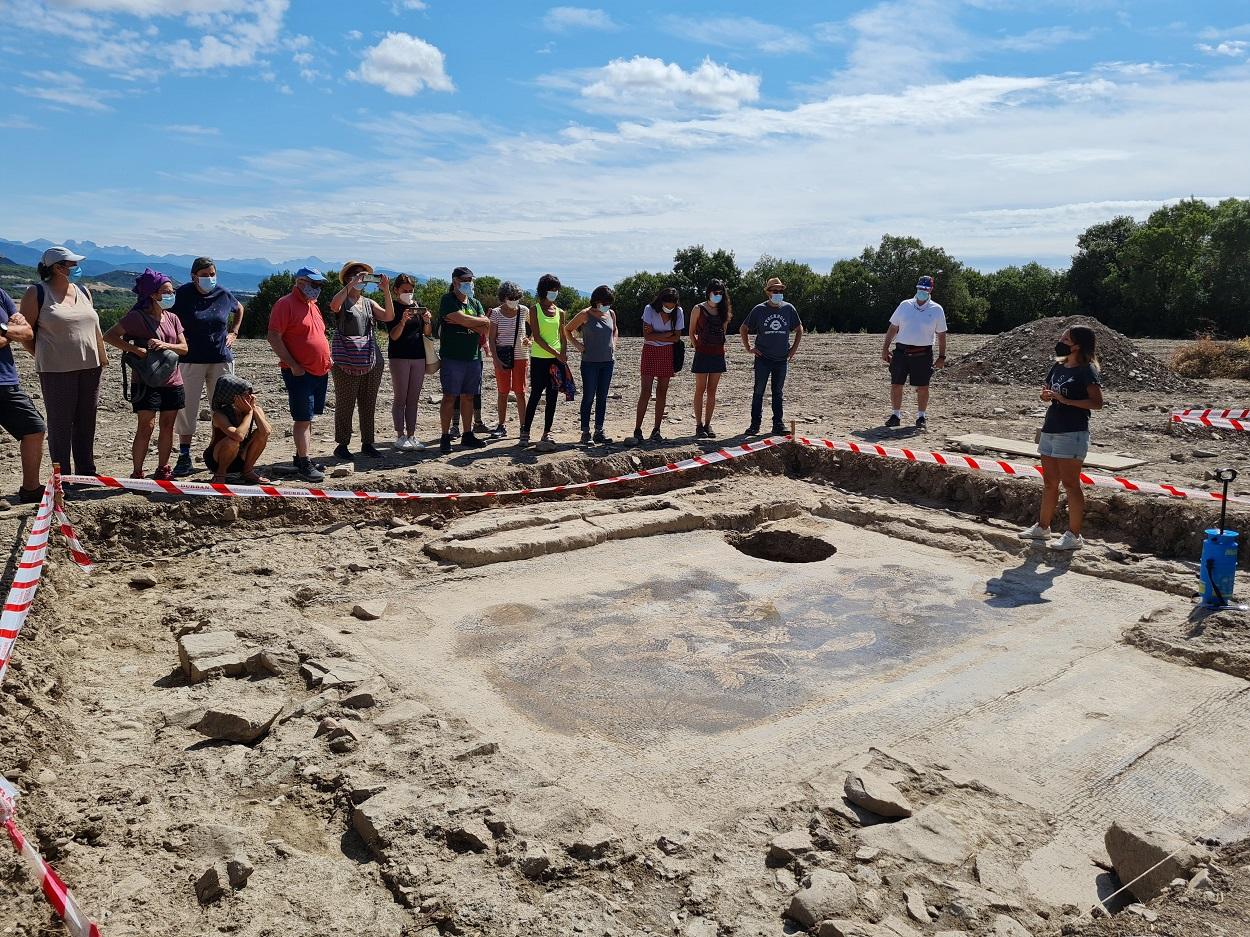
[
  {"left": 882, "top": 274, "right": 947, "bottom": 429},
  {"left": 329, "top": 261, "right": 391, "bottom": 462},
  {"left": 740, "top": 276, "right": 802, "bottom": 437}
]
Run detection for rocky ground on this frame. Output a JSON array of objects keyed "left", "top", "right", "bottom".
[{"left": 0, "top": 332, "right": 1247, "bottom": 937}]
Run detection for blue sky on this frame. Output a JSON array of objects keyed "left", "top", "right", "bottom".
[{"left": 1, "top": 0, "right": 1248, "bottom": 285}]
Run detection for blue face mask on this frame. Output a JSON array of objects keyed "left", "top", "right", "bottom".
[
  {"left": 300, "top": 284, "right": 321, "bottom": 301},
  {"left": 769, "top": 292, "right": 784, "bottom": 305},
  {"left": 916, "top": 290, "right": 930, "bottom": 302},
  {"left": 597, "top": 304, "right": 611, "bottom": 314},
  {"left": 545, "top": 290, "right": 559, "bottom": 301},
  {"left": 196, "top": 275, "right": 217, "bottom": 291},
  {"left": 459, "top": 281, "right": 474, "bottom": 296},
  {"left": 68, "top": 265, "right": 83, "bottom": 280},
  {"left": 710, "top": 294, "right": 722, "bottom": 304},
  {"left": 158, "top": 293, "right": 176, "bottom": 310}
]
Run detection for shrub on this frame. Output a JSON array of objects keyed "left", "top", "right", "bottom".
[{"left": 1169, "top": 336, "right": 1250, "bottom": 379}]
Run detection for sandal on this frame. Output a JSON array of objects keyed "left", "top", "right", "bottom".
[{"left": 241, "top": 471, "right": 272, "bottom": 485}]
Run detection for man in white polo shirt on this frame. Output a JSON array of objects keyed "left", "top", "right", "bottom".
[{"left": 880, "top": 274, "right": 947, "bottom": 429}]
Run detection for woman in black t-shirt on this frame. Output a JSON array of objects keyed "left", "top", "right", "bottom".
[
  {"left": 1019, "top": 325, "right": 1104, "bottom": 551},
  {"left": 381, "top": 273, "right": 432, "bottom": 451}
]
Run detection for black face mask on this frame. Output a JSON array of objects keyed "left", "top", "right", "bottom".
[{"left": 1055, "top": 341, "right": 1071, "bottom": 358}]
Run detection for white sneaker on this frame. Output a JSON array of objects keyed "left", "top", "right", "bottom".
[
  {"left": 1018, "top": 523, "right": 1050, "bottom": 541},
  {"left": 395, "top": 436, "right": 410, "bottom": 450},
  {"left": 409, "top": 438, "right": 427, "bottom": 451},
  {"left": 1051, "top": 531, "right": 1085, "bottom": 551}
]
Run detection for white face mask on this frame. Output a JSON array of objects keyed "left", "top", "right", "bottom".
[
  {"left": 504, "top": 299, "right": 518, "bottom": 310},
  {"left": 398, "top": 292, "right": 415, "bottom": 304},
  {"left": 545, "top": 290, "right": 559, "bottom": 301}
]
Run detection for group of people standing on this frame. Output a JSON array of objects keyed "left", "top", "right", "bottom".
[{"left": 0, "top": 251, "right": 1102, "bottom": 550}]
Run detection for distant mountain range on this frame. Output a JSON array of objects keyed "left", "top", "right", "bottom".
[{"left": 0, "top": 237, "right": 419, "bottom": 292}]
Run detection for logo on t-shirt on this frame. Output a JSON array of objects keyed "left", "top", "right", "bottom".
[{"left": 763, "top": 312, "right": 788, "bottom": 333}]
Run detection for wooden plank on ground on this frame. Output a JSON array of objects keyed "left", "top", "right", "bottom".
[{"left": 948, "top": 434, "right": 1147, "bottom": 470}]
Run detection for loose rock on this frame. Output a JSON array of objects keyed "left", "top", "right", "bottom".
[
  {"left": 178, "top": 631, "right": 251, "bottom": 682},
  {"left": 517, "top": 844, "right": 551, "bottom": 880},
  {"left": 351, "top": 600, "right": 388, "bottom": 621},
  {"left": 904, "top": 885, "right": 931, "bottom": 922},
  {"left": 1104, "top": 820, "right": 1209, "bottom": 902},
  {"left": 453, "top": 741, "right": 499, "bottom": 761},
  {"left": 447, "top": 820, "right": 492, "bottom": 854},
  {"left": 226, "top": 853, "right": 254, "bottom": 889},
  {"left": 856, "top": 807, "right": 969, "bottom": 865},
  {"left": 194, "top": 865, "right": 225, "bottom": 904},
  {"left": 768, "top": 826, "right": 814, "bottom": 863},
  {"left": 844, "top": 769, "right": 914, "bottom": 819},
  {"left": 787, "top": 868, "right": 858, "bottom": 928},
  {"left": 194, "top": 691, "right": 285, "bottom": 744},
  {"left": 567, "top": 823, "right": 616, "bottom": 860}
]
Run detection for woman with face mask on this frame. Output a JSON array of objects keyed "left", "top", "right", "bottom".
[
  {"left": 563, "top": 285, "right": 618, "bottom": 446},
  {"left": 19, "top": 246, "right": 108, "bottom": 478},
  {"left": 329, "top": 262, "right": 391, "bottom": 462},
  {"left": 689, "top": 279, "right": 732, "bottom": 439},
  {"left": 487, "top": 280, "right": 529, "bottom": 439},
  {"left": 626, "top": 286, "right": 684, "bottom": 446},
  {"left": 380, "top": 273, "right": 431, "bottom": 450},
  {"left": 102, "top": 268, "right": 189, "bottom": 480},
  {"left": 520, "top": 273, "right": 567, "bottom": 452},
  {"left": 1018, "top": 326, "right": 1104, "bottom": 551}
]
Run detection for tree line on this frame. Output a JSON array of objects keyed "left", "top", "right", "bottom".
[{"left": 242, "top": 198, "right": 1250, "bottom": 340}]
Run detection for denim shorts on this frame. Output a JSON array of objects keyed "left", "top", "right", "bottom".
[
  {"left": 281, "top": 370, "right": 329, "bottom": 422},
  {"left": 1038, "top": 431, "right": 1089, "bottom": 460},
  {"left": 440, "top": 358, "right": 483, "bottom": 396}
]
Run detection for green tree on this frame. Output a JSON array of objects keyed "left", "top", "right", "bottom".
[
  {"left": 611, "top": 270, "right": 671, "bottom": 336},
  {"left": 856, "top": 234, "right": 984, "bottom": 332},
  {"left": 243, "top": 272, "right": 293, "bottom": 337},
  {"left": 1067, "top": 215, "right": 1137, "bottom": 328},
  {"left": 980, "top": 262, "right": 1072, "bottom": 332},
  {"left": 671, "top": 245, "right": 743, "bottom": 312},
  {"left": 741, "top": 255, "right": 828, "bottom": 330},
  {"left": 825, "top": 258, "right": 876, "bottom": 332}
]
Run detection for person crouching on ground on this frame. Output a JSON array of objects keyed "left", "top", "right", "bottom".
[
  {"left": 0, "top": 286, "right": 46, "bottom": 503},
  {"left": 487, "top": 280, "right": 529, "bottom": 440},
  {"left": 436, "top": 267, "right": 491, "bottom": 453},
  {"left": 563, "top": 285, "right": 618, "bottom": 446},
  {"left": 103, "top": 269, "right": 188, "bottom": 480},
  {"left": 172, "top": 256, "right": 243, "bottom": 477},
  {"left": 329, "top": 262, "right": 389, "bottom": 461},
  {"left": 266, "top": 267, "right": 331, "bottom": 482},
  {"left": 740, "top": 277, "right": 802, "bottom": 437},
  {"left": 882, "top": 274, "right": 947, "bottom": 429},
  {"left": 1018, "top": 326, "right": 1103, "bottom": 552},
  {"left": 205, "top": 373, "right": 271, "bottom": 485}
]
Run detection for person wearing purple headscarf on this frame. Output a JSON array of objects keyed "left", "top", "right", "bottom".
[{"left": 103, "top": 268, "right": 188, "bottom": 479}]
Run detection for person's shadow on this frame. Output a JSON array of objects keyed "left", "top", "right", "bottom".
[
  {"left": 851, "top": 425, "right": 925, "bottom": 442},
  {"left": 984, "top": 556, "right": 1070, "bottom": 607}
]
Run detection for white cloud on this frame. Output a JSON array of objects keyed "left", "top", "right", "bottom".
[
  {"left": 994, "top": 25, "right": 1094, "bottom": 52},
  {"left": 396, "top": 0, "right": 427, "bottom": 8},
  {"left": 168, "top": 123, "right": 220, "bottom": 136},
  {"left": 660, "top": 14, "right": 812, "bottom": 54},
  {"left": 1196, "top": 40, "right": 1249, "bottom": 58},
  {"left": 17, "top": 69, "right": 115, "bottom": 111},
  {"left": 346, "top": 29, "right": 362, "bottom": 40},
  {"left": 349, "top": 32, "right": 454, "bottom": 96},
  {"left": 549, "top": 57, "right": 760, "bottom": 116},
  {"left": 1198, "top": 24, "right": 1250, "bottom": 40},
  {"left": 47, "top": 0, "right": 251, "bottom": 14},
  {"left": 542, "top": 6, "right": 618, "bottom": 33}
]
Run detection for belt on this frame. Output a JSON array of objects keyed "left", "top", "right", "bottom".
[{"left": 895, "top": 344, "right": 933, "bottom": 355}]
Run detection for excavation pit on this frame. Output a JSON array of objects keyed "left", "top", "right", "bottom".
[{"left": 6, "top": 458, "right": 1250, "bottom": 935}]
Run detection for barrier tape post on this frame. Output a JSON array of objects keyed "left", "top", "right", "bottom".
[
  {"left": 51, "top": 464, "right": 95, "bottom": 573},
  {"left": 1, "top": 778, "right": 102, "bottom": 937},
  {"left": 1170, "top": 408, "right": 1249, "bottom": 432}
]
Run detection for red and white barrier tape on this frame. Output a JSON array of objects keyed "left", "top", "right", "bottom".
[
  {"left": 58, "top": 436, "right": 788, "bottom": 501},
  {"left": 0, "top": 483, "right": 54, "bottom": 685},
  {"left": 795, "top": 434, "right": 1250, "bottom": 505},
  {"left": 1170, "top": 408, "right": 1249, "bottom": 432},
  {"left": 0, "top": 778, "right": 102, "bottom": 937},
  {"left": 51, "top": 468, "right": 94, "bottom": 573}
]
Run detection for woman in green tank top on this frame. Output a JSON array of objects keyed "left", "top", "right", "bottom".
[{"left": 521, "top": 273, "right": 568, "bottom": 451}]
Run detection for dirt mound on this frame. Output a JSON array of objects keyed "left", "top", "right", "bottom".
[{"left": 943, "top": 315, "right": 1194, "bottom": 393}]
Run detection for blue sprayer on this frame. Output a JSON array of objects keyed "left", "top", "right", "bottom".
[{"left": 1199, "top": 468, "right": 1240, "bottom": 609}]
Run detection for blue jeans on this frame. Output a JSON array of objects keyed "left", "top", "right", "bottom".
[
  {"left": 281, "top": 370, "right": 329, "bottom": 422},
  {"left": 580, "top": 360, "right": 614, "bottom": 432},
  {"left": 751, "top": 357, "right": 787, "bottom": 429}
]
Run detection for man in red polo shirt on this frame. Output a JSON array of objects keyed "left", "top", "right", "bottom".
[{"left": 267, "top": 267, "right": 331, "bottom": 482}]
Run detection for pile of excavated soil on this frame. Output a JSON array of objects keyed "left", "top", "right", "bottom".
[{"left": 943, "top": 315, "right": 1196, "bottom": 393}]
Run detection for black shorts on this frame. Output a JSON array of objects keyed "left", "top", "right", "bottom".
[
  {"left": 889, "top": 346, "right": 934, "bottom": 387},
  {"left": 131, "top": 383, "right": 186, "bottom": 414},
  {"left": 204, "top": 431, "right": 257, "bottom": 475},
  {"left": 0, "top": 385, "right": 46, "bottom": 440}
]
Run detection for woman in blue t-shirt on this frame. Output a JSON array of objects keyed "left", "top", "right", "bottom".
[{"left": 1019, "top": 325, "right": 1104, "bottom": 551}]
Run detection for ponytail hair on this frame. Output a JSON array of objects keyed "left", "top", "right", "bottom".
[
  {"left": 1069, "top": 326, "right": 1098, "bottom": 366},
  {"left": 37, "top": 262, "right": 55, "bottom": 282}
]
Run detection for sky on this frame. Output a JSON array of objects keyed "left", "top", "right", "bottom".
[{"left": 1, "top": 0, "right": 1248, "bottom": 286}]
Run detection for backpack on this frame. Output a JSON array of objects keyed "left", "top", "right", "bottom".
[{"left": 119, "top": 310, "right": 179, "bottom": 401}]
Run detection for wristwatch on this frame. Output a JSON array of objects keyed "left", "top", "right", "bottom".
[{"left": 0, "top": 321, "right": 8, "bottom": 339}]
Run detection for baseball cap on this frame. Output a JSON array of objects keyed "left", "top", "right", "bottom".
[
  {"left": 295, "top": 266, "right": 327, "bottom": 283},
  {"left": 41, "top": 246, "right": 86, "bottom": 266},
  {"left": 916, "top": 275, "right": 935, "bottom": 291},
  {"left": 451, "top": 266, "right": 474, "bottom": 281}
]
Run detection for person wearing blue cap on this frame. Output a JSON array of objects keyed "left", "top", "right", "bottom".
[
  {"left": 881, "top": 274, "right": 947, "bottom": 429},
  {"left": 267, "top": 267, "right": 331, "bottom": 482}
]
